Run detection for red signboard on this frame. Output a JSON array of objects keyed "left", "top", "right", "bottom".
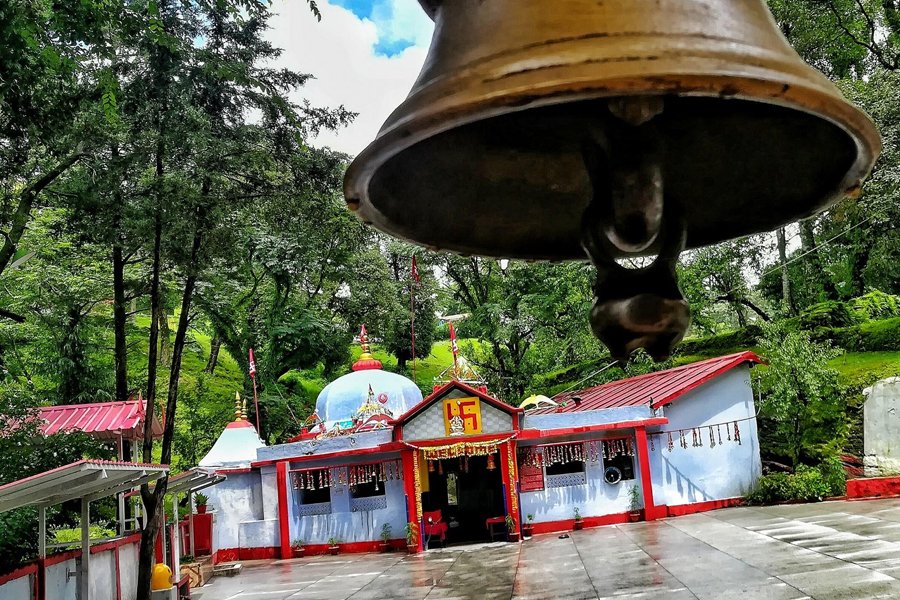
[{"left": 519, "top": 462, "right": 545, "bottom": 492}]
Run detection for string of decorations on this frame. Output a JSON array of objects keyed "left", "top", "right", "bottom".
[
  {"left": 402, "top": 434, "right": 517, "bottom": 461},
  {"left": 601, "top": 437, "right": 634, "bottom": 459},
  {"left": 291, "top": 460, "right": 403, "bottom": 491},
  {"left": 651, "top": 415, "right": 754, "bottom": 452}
]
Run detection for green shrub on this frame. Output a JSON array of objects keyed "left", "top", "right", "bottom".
[
  {"left": 746, "top": 462, "right": 845, "bottom": 505},
  {"left": 849, "top": 291, "right": 900, "bottom": 322},
  {"left": 51, "top": 525, "right": 117, "bottom": 549},
  {"left": 823, "top": 317, "right": 900, "bottom": 352},
  {"left": 677, "top": 325, "right": 763, "bottom": 356},
  {"left": 799, "top": 301, "right": 857, "bottom": 330}
]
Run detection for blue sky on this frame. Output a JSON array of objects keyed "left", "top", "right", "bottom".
[{"left": 330, "top": 0, "right": 429, "bottom": 56}]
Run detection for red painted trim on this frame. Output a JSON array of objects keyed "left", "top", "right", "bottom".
[
  {"left": 499, "top": 442, "right": 518, "bottom": 532},
  {"left": 663, "top": 497, "right": 743, "bottom": 516},
  {"left": 114, "top": 545, "right": 122, "bottom": 600},
  {"left": 43, "top": 548, "right": 81, "bottom": 567},
  {"left": 531, "top": 512, "right": 632, "bottom": 534},
  {"left": 634, "top": 427, "right": 658, "bottom": 520},
  {"left": 215, "top": 467, "right": 253, "bottom": 474},
  {"left": 846, "top": 476, "right": 900, "bottom": 499},
  {"left": 394, "top": 380, "right": 523, "bottom": 428},
  {"left": 400, "top": 449, "right": 422, "bottom": 553},
  {"left": 0, "top": 563, "right": 37, "bottom": 586},
  {"left": 517, "top": 418, "right": 668, "bottom": 441},
  {"left": 276, "top": 461, "right": 291, "bottom": 559},
  {"left": 252, "top": 444, "right": 403, "bottom": 468},
  {"left": 90, "top": 533, "right": 141, "bottom": 554}
]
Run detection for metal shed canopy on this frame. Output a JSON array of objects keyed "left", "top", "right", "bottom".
[
  {"left": 0, "top": 460, "right": 168, "bottom": 600},
  {"left": 0, "top": 459, "right": 167, "bottom": 513}
]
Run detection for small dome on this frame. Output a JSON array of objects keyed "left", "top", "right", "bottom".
[
  {"left": 315, "top": 369, "right": 422, "bottom": 428},
  {"left": 200, "top": 393, "right": 265, "bottom": 469}
]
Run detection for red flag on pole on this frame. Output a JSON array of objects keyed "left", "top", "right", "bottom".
[
  {"left": 411, "top": 256, "right": 420, "bottom": 283},
  {"left": 248, "top": 347, "right": 257, "bottom": 378}
]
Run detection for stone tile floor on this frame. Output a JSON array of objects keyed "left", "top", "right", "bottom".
[{"left": 193, "top": 498, "right": 900, "bottom": 599}]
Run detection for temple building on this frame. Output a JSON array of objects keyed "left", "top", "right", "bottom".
[{"left": 199, "top": 332, "right": 763, "bottom": 560}]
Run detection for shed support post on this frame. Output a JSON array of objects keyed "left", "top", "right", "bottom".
[
  {"left": 172, "top": 493, "right": 180, "bottom": 573},
  {"left": 117, "top": 435, "right": 126, "bottom": 535},
  {"left": 79, "top": 498, "right": 91, "bottom": 600},
  {"left": 38, "top": 506, "right": 46, "bottom": 558}
]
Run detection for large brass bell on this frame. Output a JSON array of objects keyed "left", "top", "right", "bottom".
[{"left": 345, "top": 0, "right": 881, "bottom": 361}]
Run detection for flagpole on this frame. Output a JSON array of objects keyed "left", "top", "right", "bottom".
[
  {"left": 410, "top": 256, "right": 419, "bottom": 386},
  {"left": 249, "top": 348, "right": 261, "bottom": 431},
  {"left": 410, "top": 280, "right": 417, "bottom": 385}
]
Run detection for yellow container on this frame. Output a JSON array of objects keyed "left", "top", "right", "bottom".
[{"left": 150, "top": 563, "right": 173, "bottom": 591}]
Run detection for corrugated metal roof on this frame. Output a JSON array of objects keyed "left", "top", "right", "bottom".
[
  {"left": 39, "top": 400, "right": 163, "bottom": 440},
  {"left": 0, "top": 460, "right": 168, "bottom": 513},
  {"left": 535, "top": 351, "right": 761, "bottom": 414}
]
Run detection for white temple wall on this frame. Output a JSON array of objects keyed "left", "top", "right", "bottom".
[
  {"left": 863, "top": 377, "right": 900, "bottom": 476},
  {"left": 260, "top": 465, "right": 279, "bottom": 521},
  {"left": 519, "top": 440, "right": 642, "bottom": 523},
  {"left": 648, "top": 365, "right": 761, "bottom": 507},
  {"left": 206, "top": 471, "right": 264, "bottom": 552},
  {"left": 288, "top": 471, "right": 408, "bottom": 545}
]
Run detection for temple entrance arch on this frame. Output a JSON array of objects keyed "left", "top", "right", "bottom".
[{"left": 421, "top": 454, "right": 504, "bottom": 545}]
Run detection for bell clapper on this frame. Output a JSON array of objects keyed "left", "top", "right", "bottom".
[{"left": 580, "top": 97, "right": 691, "bottom": 362}]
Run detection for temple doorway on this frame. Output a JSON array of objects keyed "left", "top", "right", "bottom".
[{"left": 421, "top": 455, "right": 505, "bottom": 546}]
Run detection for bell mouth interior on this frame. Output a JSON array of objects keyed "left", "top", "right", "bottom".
[{"left": 360, "top": 96, "right": 859, "bottom": 261}]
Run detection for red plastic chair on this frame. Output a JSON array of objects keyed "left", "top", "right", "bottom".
[{"left": 423, "top": 510, "right": 448, "bottom": 544}]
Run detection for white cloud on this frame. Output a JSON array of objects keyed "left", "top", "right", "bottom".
[{"left": 265, "top": 0, "right": 434, "bottom": 156}]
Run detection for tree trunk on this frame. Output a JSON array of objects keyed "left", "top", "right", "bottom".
[
  {"left": 0, "top": 147, "right": 85, "bottom": 278},
  {"left": 205, "top": 336, "right": 221, "bottom": 374},
  {"left": 799, "top": 219, "right": 839, "bottom": 300},
  {"left": 776, "top": 227, "right": 795, "bottom": 315},
  {"left": 138, "top": 125, "right": 165, "bottom": 600},
  {"left": 113, "top": 243, "right": 129, "bottom": 400},
  {"left": 158, "top": 306, "right": 172, "bottom": 366}
]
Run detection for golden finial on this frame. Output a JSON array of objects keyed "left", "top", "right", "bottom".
[
  {"left": 359, "top": 324, "right": 373, "bottom": 360},
  {"left": 242, "top": 397, "right": 248, "bottom": 421},
  {"left": 235, "top": 391, "right": 243, "bottom": 421}
]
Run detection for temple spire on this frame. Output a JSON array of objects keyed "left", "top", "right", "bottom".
[
  {"left": 352, "top": 324, "right": 383, "bottom": 371},
  {"left": 234, "top": 391, "right": 243, "bottom": 421}
]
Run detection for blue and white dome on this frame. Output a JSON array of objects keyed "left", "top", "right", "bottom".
[
  {"left": 315, "top": 369, "right": 423, "bottom": 428},
  {"left": 314, "top": 325, "right": 424, "bottom": 428}
]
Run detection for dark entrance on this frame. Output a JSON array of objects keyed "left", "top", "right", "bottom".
[{"left": 421, "top": 455, "right": 505, "bottom": 546}]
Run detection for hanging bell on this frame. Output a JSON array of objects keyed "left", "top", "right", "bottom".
[{"left": 345, "top": 0, "right": 880, "bottom": 361}]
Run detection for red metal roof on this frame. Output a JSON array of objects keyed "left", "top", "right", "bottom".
[
  {"left": 536, "top": 351, "right": 762, "bottom": 414},
  {"left": 39, "top": 400, "right": 163, "bottom": 441}
]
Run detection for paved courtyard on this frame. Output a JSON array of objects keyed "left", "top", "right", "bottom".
[{"left": 194, "top": 498, "right": 900, "bottom": 600}]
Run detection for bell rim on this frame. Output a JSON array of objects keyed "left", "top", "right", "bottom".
[{"left": 345, "top": 72, "right": 880, "bottom": 261}]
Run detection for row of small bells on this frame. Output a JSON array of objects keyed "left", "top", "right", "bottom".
[
  {"left": 656, "top": 422, "right": 742, "bottom": 452},
  {"left": 291, "top": 460, "right": 403, "bottom": 491}
]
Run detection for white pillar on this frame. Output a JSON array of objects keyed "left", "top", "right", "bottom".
[
  {"left": 117, "top": 435, "right": 126, "bottom": 535},
  {"left": 38, "top": 506, "right": 46, "bottom": 559},
  {"left": 172, "top": 493, "right": 181, "bottom": 574},
  {"left": 79, "top": 499, "right": 91, "bottom": 600}
]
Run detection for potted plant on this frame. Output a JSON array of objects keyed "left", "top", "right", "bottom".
[
  {"left": 379, "top": 524, "right": 393, "bottom": 552},
  {"left": 573, "top": 507, "right": 584, "bottom": 531},
  {"left": 627, "top": 485, "right": 642, "bottom": 522},
  {"left": 328, "top": 537, "right": 341, "bottom": 555},
  {"left": 405, "top": 521, "right": 419, "bottom": 553},
  {"left": 291, "top": 539, "right": 305, "bottom": 558},
  {"left": 522, "top": 514, "right": 535, "bottom": 538},
  {"left": 194, "top": 492, "right": 209, "bottom": 514},
  {"left": 505, "top": 514, "right": 520, "bottom": 542}
]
